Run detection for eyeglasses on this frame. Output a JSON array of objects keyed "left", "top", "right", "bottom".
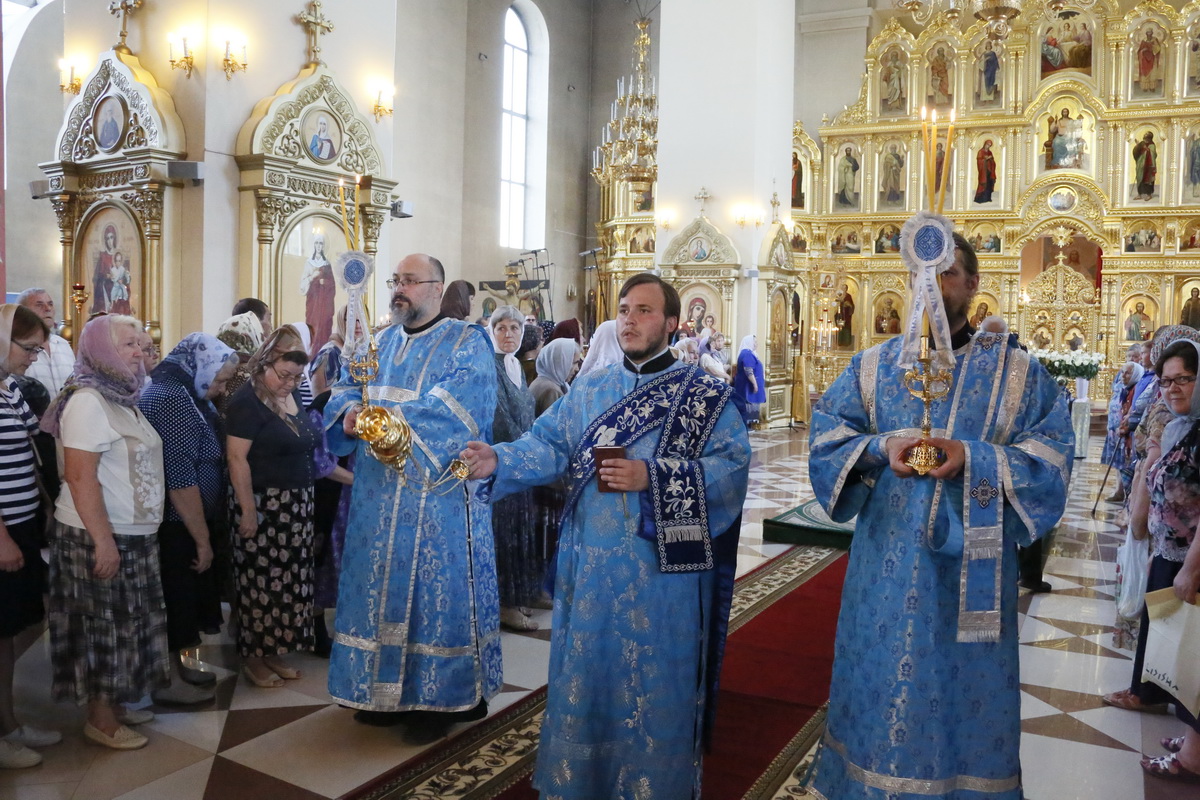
[
  {"left": 13, "top": 342, "right": 45, "bottom": 356},
  {"left": 270, "top": 365, "right": 304, "bottom": 385},
  {"left": 386, "top": 278, "right": 441, "bottom": 289},
  {"left": 1158, "top": 375, "right": 1198, "bottom": 389}
]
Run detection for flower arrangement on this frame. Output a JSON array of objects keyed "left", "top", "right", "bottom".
[{"left": 1027, "top": 348, "right": 1105, "bottom": 381}]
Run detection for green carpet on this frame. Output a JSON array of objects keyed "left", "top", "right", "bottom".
[{"left": 762, "top": 499, "right": 854, "bottom": 549}]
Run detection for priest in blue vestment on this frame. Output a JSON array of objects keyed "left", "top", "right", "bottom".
[
  {"left": 805, "top": 234, "right": 1074, "bottom": 800},
  {"left": 462, "top": 273, "right": 751, "bottom": 799},
  {"left": 324, "top": 253, "right": 502, "bottom": 736}
]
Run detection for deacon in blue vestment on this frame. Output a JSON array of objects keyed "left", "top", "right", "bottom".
[
  {"left": 462, "top": 274, "right": 751, "bottom": 799},
  {"left": 805, "top": 237, "right": 1074, "bottom": 800},
  {"left": 324, "top": 253, "right": 502, "bottom": 735}
]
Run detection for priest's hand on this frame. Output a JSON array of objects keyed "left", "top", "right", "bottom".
[
  {"left": 924, "top": 438, "right": 966, "bottom": 480},
  {"left": 461, "top": 441, "right": 497, "bottom": 479},
  {"left": 885, "top": 436, "right": 921, "bottom": 478},
  {"left": 599, "top": 458, "right": 649, "bottom": 492},
  {"left": 343, "top": 405, "right": 362, "bottom": 437}
]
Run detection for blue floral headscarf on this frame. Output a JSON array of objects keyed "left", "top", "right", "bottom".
[{"left": 152, "top": 333, "right": 237, "bottom": 416}]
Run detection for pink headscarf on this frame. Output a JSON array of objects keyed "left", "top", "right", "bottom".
[{"left": 41, "top": 315, "right": 146, "bottom": 438}]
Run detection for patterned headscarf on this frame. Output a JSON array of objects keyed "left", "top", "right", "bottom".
[
  {"left": 152, "top": 333, "right": 237, "bottom": 410},
  {"left": 1150, "top": 325, "right": 1200, "bottom": 365},
  {"left": 42, "top": 315, "right": 146, "bottom": 438},
  {"left": 217, "top": 311, "right": 265, "bottom": 357},
  {"left": 535, "top": 338, "right": 580, "bottom": 394},
  {"left": 539, "top": 320, "right": 556, "bottom": 343},
  {"left": 1159, "top": 339, "right": 1200, "bottom": 456}
]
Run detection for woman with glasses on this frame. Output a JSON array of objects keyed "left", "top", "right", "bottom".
[
  {"left": 42, "top": 315, "right": 167, "bottom": 750},
  {"left": 1121, "top": 337, "right": 1200, "bottom": 782},
  {"left": 225, "top": 333, "right": 320, "bottom": 687},
  {"left": 0, "top": 305, "right": 60, "bottom": 768}
]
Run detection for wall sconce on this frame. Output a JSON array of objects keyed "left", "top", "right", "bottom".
[
  {"left": 655, "top": 210, "right": 675, "bottom": 230},
  {"left": 168, "top": 34, "right": 195, "bottom": 78},
  {"left": 371, "top": 88, "right": 394, "bottom": 123},
  {"left": 58, "top": 59, "right": 81, "bottom": 94},
  {"left": 733, "top": 205, "right": 764, "bottom": 229},
  {"left": 222, "top": 39, "right": 248, "bottom": 80}
]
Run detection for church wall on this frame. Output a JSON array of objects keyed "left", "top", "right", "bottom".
[{"left": 794, "top": 0, "right": 873, "bottom": 139}]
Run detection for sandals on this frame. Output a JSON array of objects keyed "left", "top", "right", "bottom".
[
  {"left": 241, "top": 665, "right": 284, "bottom": 688},
  {"left": 500, "top": 607, "right": 539, "bottom": 631},
  {"left": 1163, "top": 736, "right": 1185, "bottom": 753},
  {"left": 1101, "top": 688, "right": 1169, "bottom": 714},
  {"left": 263, "top": 658, "right": 301, "bottom": 680},
  {"left": 1141, "top": 753, "right": 1200, "bottom": 783}
]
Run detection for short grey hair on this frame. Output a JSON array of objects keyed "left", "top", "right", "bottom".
[
  {"left": 15, "top": 288, "right": 50, "bottom": 306},
  {"left": 490, "top": 304, "right": 523, "bottom": 329}
]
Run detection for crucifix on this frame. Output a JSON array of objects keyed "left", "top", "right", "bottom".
[
  {"left": 108, "top": 0, "right": 143, "bottom": 53},
  {"left": 694, "top": 186, "right": 711, "bottom": 217},
  {"left": 297, "top": 0, "right": 335, "bottom": 67}
]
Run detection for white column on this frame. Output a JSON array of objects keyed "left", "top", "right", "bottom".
[{"left": 656, "top": 0, "right": 795, "bottom": 344}]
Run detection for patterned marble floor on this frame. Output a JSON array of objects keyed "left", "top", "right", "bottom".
[{"left": 3, "top": 426, "right": 1193, "bottom": 799}]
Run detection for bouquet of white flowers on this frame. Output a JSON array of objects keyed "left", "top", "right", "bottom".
[{"left": 1027, "top": 348, "right": 1105, "bottom": 381}]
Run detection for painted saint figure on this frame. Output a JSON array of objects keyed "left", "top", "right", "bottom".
[
  {"left": 1182, "top": 288, "right": 1200, "bottom": 329},
  {"left": 927, "top": 46, "right": 952, "bottom": 106},
  {"left": 1132, "top": 132, "right": 1158, "bottom": 201},
  {"left": 791, "top": 152, "right": 805, "bottom": 208},
  {"left": 90, "top": 224, "right": 118, "bottom": 314},
  {"left": 108, "top": 251, "right": 132, "bottom": 316},
  {"left": 881, "top": 144, "right": 905, "bottom": 205},
  {"left": 1136, "top": 28, "right": 1164, "bottom": 95},
  {"left": 974, "top": 139, "right": 997, "bottom": 204},
  {"left": 835, "top": 285, "right": 855, "bottom": 349},
  {"left": 1189, "top": 137, "right": 1200, "bottom": 199},
  {"left": 976, "top": 41, "right": 1000, "bottom": 104},
  {"left": 880, "top": 50, "right": 907, "bottom": 112},
  {"left": 1125, "top": 301, "right": 1152, "bottom": 341},
  {"left": 299, "top": 233, "right": 336, "bottom": 358},
  {"left": 308, "top": 115, "right": 337, "bottom": 161},
  {"left": 836, "top": 147, "right": 860, "bottom": 208}
]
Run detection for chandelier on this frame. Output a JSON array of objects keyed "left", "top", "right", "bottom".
[
  {"left": 894, "top": 0, "right": 1024, "bottom": 40},
  {"left": 592, "top": 18, "right": 658, "bottom": 184}
]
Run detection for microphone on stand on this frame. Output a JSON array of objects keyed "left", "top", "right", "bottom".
[
  {"left": 521, "top": 248, "right": 546, "bottom": 256},
  {"left": 506, "top": 259, "right": 526, "bottom": 267},
  {"left": 579, "top": 247, "right": 602, "bottom": 256}
]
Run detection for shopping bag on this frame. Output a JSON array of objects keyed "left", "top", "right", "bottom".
[
  {"left": 1115, "top": 529, "right": 1150, "bottom": 619},
  {"left": 1141, "top": 587, "right": 1200, "bottom": 717}
]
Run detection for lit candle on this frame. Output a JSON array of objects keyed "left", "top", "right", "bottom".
[
  {"left": 937, "top": 109, "right": 956, "bottom": 214},
  {"left": 225, "top": 40, "right": 231, "bottom": 59},
  {"left": 337, "top": 179, "right": 353, "bottom": 251},
  {"left": 168, "top": 38, "right": 174, "bottom": 61},
  {"left": 353, "top": 174, "right": 362, "bottom": 248},
  {"left": 242, "top": 44, "right": 248, "bottom": 65},
  {"left": 182, "top": 37, "right": 189, "bottom": 58}
]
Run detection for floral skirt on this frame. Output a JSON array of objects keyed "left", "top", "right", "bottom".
[
  {"left": 231, "top": 486, "right": 315, "bottom": 658},
  {"left": 48, "top": 523, "right": 169, "bottom": 705}
]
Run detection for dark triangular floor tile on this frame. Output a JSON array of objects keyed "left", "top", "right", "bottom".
[
  {"left": 1034, "top": 617, "right": 1116, "bottom": 638},
  {"left": 204, "top": 755, "right": 328, "bottom": 800},
  {"left": 1020, "top": 683, "right": 1107, "bottom": 714},
  {"left": 1021, "top": 712, "right": 1135, "bottom": 751},
  {"left": 217, "top": 704, "right": 327, "bottom": 752},
  {"left": 501, "top": 682, "right": 531, "bottom": 693},
  {"left": 1021, "top": 636, "right": 1130, "bottom": 660},
  {"left": 1044, "top": 572, "right": 1116, "bottom": 589}
]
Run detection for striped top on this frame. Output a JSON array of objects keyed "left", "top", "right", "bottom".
[{"left": 0, "top": 377, "right": 40, "bottom": 525}]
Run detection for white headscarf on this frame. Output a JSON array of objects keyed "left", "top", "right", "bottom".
[
  {"left": 490, "top": 305, "right": 525, "bottom": 387},
  {"left": 286, "top": 322, "right": 312, "bottom": 355},
  {"left": 578, "top": 320, "right": 622, "bottom": 377},
  {"left": 536, "top": 338, "right": 580, "bottom": 393},
  {"left": 738, "top": 335, "right": 757, "bottom": 355},
  {"left": 1159, "top": 339, "right": 1200, "bottom": 456}
]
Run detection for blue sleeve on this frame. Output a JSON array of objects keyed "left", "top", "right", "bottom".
[{"left": 490, "top": 389, "right": 577, "bottom": 500}]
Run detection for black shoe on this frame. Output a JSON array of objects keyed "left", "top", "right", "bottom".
[
  {"left": 1020, "top": 579, "right": 1052, "bottom": 593},
  {"left": 314, "top": 614, "right": 333, "bottom": 659},
  {"left": 353, "top": 710, "right": 412, "bottom": 727},
  {"left": 400, "top": 700, "right": 489, "bottom": 744}
]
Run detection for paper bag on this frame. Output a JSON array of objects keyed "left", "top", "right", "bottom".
[{"left": 1142, "top": 587, "right": 1200, "bottom": 717}]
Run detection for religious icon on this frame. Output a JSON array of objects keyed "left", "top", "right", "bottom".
[
  {"left": 1189, "top": 32, "right": 1200, "bottom": 96},
  {"left": 969, "top": 298, "right": 993, "bottom": 328},
  {"left": 818, "top": 273, "right": 837, "bottom": 291},
  {"left": 680, "top": 287, "right": 720, "bottom": 340},
  {"left": 790, "top": 230, "right": 808, "bottom": 252},
  {"left": 634, "top": 188, "right": 654, "bottom": 212},
  {"left": 834, "top": 284, "right": 855, "bottom": 349},
  {"left": 1181, "top": 286, "right": 1200, "bottom": 329},
  {"left": 926, "top": 44, "right": 953, "bottom": 108},
  {"left": 873, "top": 295, "right": 902, "bottom": 335},
  {"left": 1032, "top": 327, "right": 1052, "bottom": 350},
  {"left": 1043, "top": 108, "right": 1087, "bottom": 170},
  {"left": 482, "top": 297, "right": 497, "bottom": 319},
  {"left": 688, "top": 236, "right": 710, "bottom": 262},
  {"left": 1047, "top": 186, "right": 1077, "bottom": 213},
  {"left": 830, "top": 226, "right": 861, "bottom": 255},
  {"left": 791, "top": 151, "right": 805, "bottom": 209},
  {"left": 835, "top": 145, "right": 861, "bottom": 209},
  {"left": 1066, "top": 328, "right": 1085, "bottom": 351},
  {"left": 300, "top": 232, "right": 335, "bottom": 358},
  {"left": 683, "top": 295, "right": 707, "bottom": 338},
  {"left": 1041, "top": 13, "right": 1093, "bottom": 78},
  {"left": 969, "top": 225, "right": 1001, "bottom": 255},
  {"left": 879, "top": 142, "right": 905, "bottom": 208},
  {"left": 93, "top": 95, "right": 127, "bottom": 152},
  {"left": 1132, "top": 23, "right": 1167, "bottom": 99},
  {"left": 879, "top": 48, "right": 908, "bottom": 114},
  {"left": 1124, "top": 300, "right": 1153, "bottom": 341},
  {"left": 1131, "top": 131, "right": 1159, "bottom": 202},
  {"left": 80, "top": 206, "right": 140, "bottom": 317},
  {"left": 875, "top": 224, "right": 901, "bottom": 254},
  {"left": 973, "top": 139, "right": 996, "bottom": 204},
  {"left": 1124, "top": 222, "right": 1161, "bottom": 253},
  {"left": 301, "top": 109, "right": 342, "bottom": 164},
  {"left": 974, "top": 40, "right": 1001, "bottom": 108},
  {"left": 1187, "top": 136, "right": 1200, "bottom": 201},
  {"left": 628, "top": 225, "right": 655, "bottom": 255}
]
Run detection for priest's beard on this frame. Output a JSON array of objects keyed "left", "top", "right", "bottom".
[
  {"left": 942, "top": 296, "right": 971, "bottom": 331},
  {"left": 391, "top": 295, "right": 427, "bottom": 327},
  {"left": 620, "top": 323, "right": 671, "bottom": 363}
]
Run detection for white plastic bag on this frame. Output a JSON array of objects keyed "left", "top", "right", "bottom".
[{"left": 1115, "top": 528, "right": 1150, "bottom": 619}]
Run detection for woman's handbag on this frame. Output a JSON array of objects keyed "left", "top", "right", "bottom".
[{"left": 1142, "top": 587, "right": 1200, "bottom": 717}]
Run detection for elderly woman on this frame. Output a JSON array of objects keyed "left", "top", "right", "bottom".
[
  {"left": 1119, "top": 338, "right": 1200, "bottom": 782},
  {"left": 43, "top": 315, "right": 167, "bottom": 751},
  {"left": 0, "top": 305, "right": 60, "bottom": 768},
  {"left": 733, "top": 335, "right": 767, "bottom": 429},
  {"left": 1103, "top": 361, "right": 1144, "bottom": 474},
  {"left": 138, "top": 334, "right": 238, "bottom": 704},
  {"left": 577, "top": 319, "right": 621, "bottom": 378},
  {"left": 216, "top": 311, "right": 266, "bottom": 417},
  {"left": 673, "top": 336, "right": 699, "bottom": 366},
  {"left": 530, "top": 338, "right": 580, "bottom": 417},
  {"left": 225, "top": 336, "right": 321, "bottom": 687},
  {"left": 490, "top": 305, "right": 541, "bottom": 631},
  {"left": 699, "top": 333, "right": 732, "bottom": 382}
]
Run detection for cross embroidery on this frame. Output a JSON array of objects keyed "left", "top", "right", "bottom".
[{"left": 970, "top": 478, "right": 1000, "bottom": 509}]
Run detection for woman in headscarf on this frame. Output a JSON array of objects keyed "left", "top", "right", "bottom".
[
  {"left": 309, "top": 305, "right": 348, "bottom": 397},
  {"left": 215, "top": 311, "right": 266, "bottom": 418},
  {"left": 0, "top": 304, "right": 60, "bottom": 768},
  {"left": 549, "top": 318, "right": 581, "bottom": 345},
  {"left": 137, "top": 334, "right": 238, "bottom": 705},
  {"left": 43, "top": 315, "right": 167, "bottom": 750},
  {"left": 225, "top": 336, "right": 320, "bottom": 687},
  {"left": 673, "top": 336, "right": 699, "bottom": 366},
  {"left": 1103, "top": 359, "right": 1144, "bottom": 475},
  {"left": 282, "top": 323, "right": 316, "bottom": 408},
  {"left": 1118, "top": 338, "right": 1200, "bottom": 782},
  {"left": 489, "top": 305, "right": 541, "bottom": 631},
  {"left": 530, "top": 338, "right": 580, "bottom": 416},
  {"left": 439, "top": 280, "right": 475, "bottom": 321},
  {"left": 699, "top": 332, "right": 731, "bottom": 382},
  {"left": 577, "top": 319, "right": 621, "bottom": 378},
  {"left": 733, "top": 335, "right": 767, "bottom": 429}
]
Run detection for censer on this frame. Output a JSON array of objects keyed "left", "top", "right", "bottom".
[{"left": 349, "top": 336, "right": 412, "bottom": 471}]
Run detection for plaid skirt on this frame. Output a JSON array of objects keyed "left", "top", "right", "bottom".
[
  {"left": 231, "top": 486, "right": 315, "bottom": 658},
  {"left": 48, "top": 523, "right": 170, "bottom": 705}
]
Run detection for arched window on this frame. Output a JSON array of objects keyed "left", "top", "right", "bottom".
[{"left": 499, "top": 4, "right": 546, "bottom": 249}]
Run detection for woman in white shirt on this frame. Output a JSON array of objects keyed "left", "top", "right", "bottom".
[{"left": 41, "top": 315, "right": 167, "bottom": 751}]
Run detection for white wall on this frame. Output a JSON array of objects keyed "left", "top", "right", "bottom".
[{"left": 794, "top": 0, "right": 874, "bottom": 141}]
